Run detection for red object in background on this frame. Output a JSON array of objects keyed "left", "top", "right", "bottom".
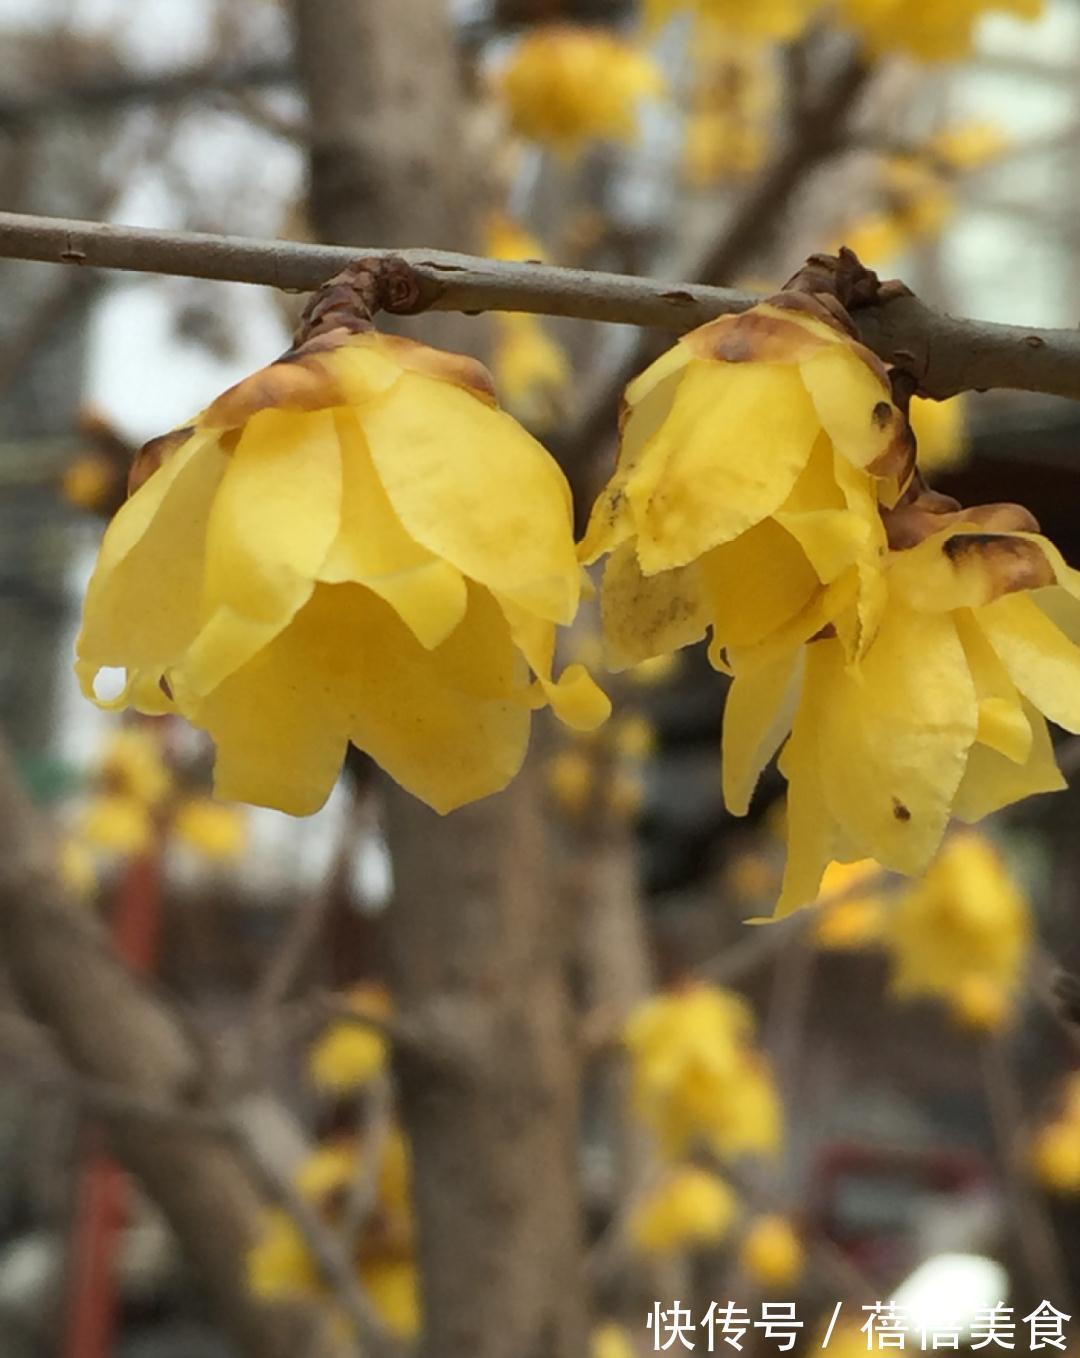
[
  {"left": 62, "top": 845, "right": 164, "bottom": 1358},
  {"left": 809, "top": 1140, "right": 991, "bottom": 1281}
]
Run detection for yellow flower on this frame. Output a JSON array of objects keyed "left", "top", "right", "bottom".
[
  {"left": 930, "top": 121, "right": 1008, "bottom": 172},
  {"left": 886, "top": 833, "right": 1030, "bottom": 1020},
  {"left": 949, "top": 973, "right": 1010, "bottom": 1032},
  {"left": 683, "top": 110, "right": 767, "bottom": 186},
  {"left": 592, "top": 1322, "right": 637, "bottom": 1358},
  {"left": 172, "top": 798, "right": 247, "bottom": 861},
  {"left": 606, "top": 766, "right": 645, "bottom": 820},
  {"left": 545, "top": 746, "right": 596, "bottom": 816},
  {"left": 360, "top": 1259, "right": 420, "bottom": 1339},
  {"left": 1032, "top": 1120, "right": 1080, "bottom": 1194},
  {"left": 630, "top": 1165, "right": 737, "bottom": 1254},
  {"left": 611, "top": 712, "right": 656, "bottom": 761},
  {"left": 839, "top": 0, "right": 1043, "bottom": 60},
  {"left": 628, "top": 653, "right": 680, "bottom": 685},
  {"left": 309, "top": 985, "right": 391, "bottom": 1092},
  {"left": 724, "top": 851, "right": 780, "bottom": 904},
  {"left": 498, "top": 26, "right": 663, "bottom": 155},
  {"left": 484, "top": 213, "right": 547, "bottom": 264},
  {"left": 581, "top": 296, "right": 912, "bottom": 677},
  {"left": 492, "top": 313, "right": 571, "bottom": 432},
  {"left": 739, "top": 1214, "right": 804, "bottom": 1288},
  {"left": 731, "top": 499, "right": 1080, "bottom": 913},
  {"left": 59, "top": 837, "right": 97, "bottom": 899},
  {"left": 62, "top": 452, "right": 116, "bottom": 514},
  {"left": 910, "top": 395, "right": 969, "bottom": 476},
  {"left": 248, "top": 1209, "right": 319, "bottom": 1299},
  {"left": 77, "top": 329, "right": 608, "bottom": 817},
  {"left": 80, "top": 793, "right": 154, "bottom": 857},
  {"left": 644, "top": 0, "right": 812, "bottom": 42},
  {"left": 97, "top": 727, "right": 171, "bottom": 806},
  {"left": 625, "top": 984, "right": 782, "bottom": 1161},
  {"left": 813, "top": 859, "right": 887, "bottom": 950}
]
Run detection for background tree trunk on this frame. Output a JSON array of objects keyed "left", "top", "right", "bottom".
[{"left": 291, "top": 3, "right": 589, "bottom": 1354}]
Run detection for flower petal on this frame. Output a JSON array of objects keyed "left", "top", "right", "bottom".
[
  {"left": 815, "top": 608, "right": 978, "bottom": 874},
  {"left": 775, "top": 655, "right": 834, "bottom": 915},
  {"left": 954, "top": 609, "right": 1032, "bottom": 764},
  {"left": 362, "top": 372, "right": 579, "bottom": 623},
  {"left": 600, "top": 540, "right": 709, "bottom": 668},
  {"left": 318, "top": 410, "right": 467, "bottom": 649},
  {"left": 978, "top": 591, "right": 1080, "bottom": 734},
  {"left": 797, "top": 345, "right": 903, "bottom": 473},
  {"left": 953, "top": 702, "right": 1065, "bottom": 823},
  {"left": 499, "top": 595, "right": 611, "bottom": 729},
  {"left": 722, "top": 644, "right": 803, "bottom": 817},
  {"left": 625, "top": 358, "right": 821, "bottom": 573},
  {"left": 75, "top": 432, "right": 227, "bottom": 698},
  {"left": 698, "top": 518, "right": 819, "bottom": 657}
]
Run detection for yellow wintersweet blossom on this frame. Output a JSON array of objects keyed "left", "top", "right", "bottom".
[
  {"left": 491, "top": 313, "right": 571, "bottom": 432},
  {"left": 172, "top": 798, "right": 247, "bottom": 861},
  {"left": 80, "top": 793, "right": 154, "bottom": 857},
  {"left": 643, "top": 0, "right": 812, "bottom": 42},
  {"left": 77, "top": 329, "right": 608, "bottom": 817},
  {"left": 97, "top": 727, "right": 171, "bottom": 806},
  {"left": 59, "top": 837, "right": 97, "bottom": 899},
  {"left": 248, "top": 1208, "right": 319, "bottom": 1298},
  {"left": 592, "top": 1322, "right": 637, "bottom": 1358},
  {"left": 1032, "top": 1119, "right": 1080, "bottom": 1193},
  {"left": 360, "top": 1259, "right": 420, "bottom": 1339},
  {"left": 309, "top": 985, "right": 391, "bottom": 1092},
  {"left": 839, "top": 0, "right": 1043, "bottom": 61},
  {"left": 910, "top": 395, "right": 969, "bottom": 475},
  {"left": 498, "top": 26, "right": 663, "bottom": 156},
  {"left": 682, "top": 32, "right": 775, "bottom": 187},
  {"left": 930, "top": 120, "right": 1008, "bottom": 172},
  {"left": 545, "top": 746, "right": 595, "bottom": 816},
  {"left": 484, "top": 212, "right": 547, "bottom": 265},
  {"left": 812, "top": 859, "right": 887, "bottom": 950},
  {"left": 62, "top": 452, "right": 116, "bottom": 514},
  {"left": 581, "top": 296, "right": 912, "bottom": 677},
  {"left": 729, "top": 498, "right": 1080, "bottom": 912},
  {"left": 629, "top": 1165, "right": 737, "bottom": 1254},
  {"left": 625, "top": 984, "right": 782, "bottom": 1161},
  {"left": 887, "top": 833, "right": 1031, "bottom": 1026},
  {"left": 739, "top": 1214, "right": 804, "bottom": 1287}
]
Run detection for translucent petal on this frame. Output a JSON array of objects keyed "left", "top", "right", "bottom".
[
  {"left": 499, "top": 595, "right": 611, "bottom": 730},
  {"left": 362, "top": 372, "right": 578, "bottom": 623},
  {"left": 180, "top": 408, "right": 343, "bottom": 696},
  {"left": 954, "top": 609, "right": 1031, "bottom": 764},
  {"left": 797, "top": 345, "right": 896, "bottom": 470},
  {"left": 193, "top": 582, "right": 532, "bottom": 816},
  {"left": 722, "top": 644, "right": 803, "bottom": 817},
  {"left": 815, "top": 608, "right": 978, "bottom": 874},
  {"left": 75, "top": 433, "right": 227, "bottom": 698},
  {"left": 953, "top": 702, "right": 1065, "bottom": 823},
  {"left": 625, "top": 359, "right": 821, "bottom": 573},
  {"left": 600, "top": 540, "right": 709, "bottom": 669},
  {"left": 775, "top": 653, "right": 834, "bottom": 915},
  {"left": 698, "top": 518, "right": 819, "bottom": 658},
  {"left": 318, "top": 410, "right": 467, "bottom": 649},
  {"left": 978, "top": 591, "right": 1080, "bottom": 734}
]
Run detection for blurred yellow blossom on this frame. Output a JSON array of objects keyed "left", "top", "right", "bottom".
[
  {"left": 492, "top": 313, "right": 571, "bottom": 432},
  {"left": 545, "top": 746, "right": 596, "bottom": 817},
  {"left": 739, "top": 1214, "right": 804, "bottom": 1287},
  {"left": 626, "top": 984, "right": 782, "bottom": 1161},
  {"left": 247, "top": 1209, "right": 318, "bottom": 1298},
  {"left": 725, "top": 851, "right": 780, "bottom": 905},
  {"left": 77, "top": 324, "right": 607, "bottom": 818},
  {"left": 606, "top": 766, "right": 645, "bottom": 820},
  {"left": 887, "top": 833, "right": 1031, "bottom": 1025},
  {"left": 484, "top": 213, "right": 547, "bottom": 264},
  {"left": 62, "top": 452, "right": 116, "bottom": 514},
  {"left": 910, "top": 395, "right": 969, "bottom": 476},
  {"left": 611, "top": 713, "right": 657, "bottom": 761},
  {"left": 59, "top": 837, "right": 97, "bottom": 899},
  {"left": 812, "top": 859, "right": 887, "bottom": 950},
  {"left": 931, "top": 120, "right": 1008, "bottom": 171},
  {"left": 644, "top": 0, "right": 812, "bottom": 42},
  {"left": 360, "top": 1259, "right": 420, "bottom": 1339},
  {"left": 172, "top": 798, "right": 247, "bottom": 861},
  {"left": 592, "top": 1322, "right": 637, "bottom": 1358},
  {"left": 80, "top": 794, "right": 154, "bottom": 858},
  {"left": 309, "top": 985, "right": 391, "bottom": 1092},
  {"left": 628, "top": 653, "right": 680, "bottom": 685},
  {"left": 629, "top": 1165, "right": 737, "bottom": 1254},
  {"left": 498, "top": 26, "right": 663, "bottom": 156},
  {"left": 839, "top": 0, "right": 1043, "bottom": 61},
  {"left": 97, "top": 727, "right": 172, "bottom": 806},
  {"left": 1032, "top": 1117, "right": 1080, "bottom": 1193}
]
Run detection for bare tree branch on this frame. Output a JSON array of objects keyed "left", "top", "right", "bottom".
[{"left": 0, "top": 210, "right": 1079, "bottom": 404}]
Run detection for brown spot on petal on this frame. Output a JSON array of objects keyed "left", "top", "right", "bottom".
[
  {"left": 684, "top": 304, "right": 838, "bottom": 366},
  {"left": 872, "top": 401, "right": 892, "bottom": 429},
  {"left": 867, "top": 419, "right": 917, "bottom": 487},
  {"left": 885, "top": 496, "right": 1041, "bottom": 551},
  {"left": 892, "top": 798, "right": 911, "bottom": 823},
  {"left": 159, "top": 675, "right": 174, "bottom": 701},
  {"left": 374, "top": 333, "right": 498, "bottom": 406},
  {"left": 941, "top": 532, "right": 1055, "bottom": 598},
  {"left": 203, "top": 355, "right": 347, "bottom": 428},
  {"left": 128, "top": 426, "right": 194, "bottom": 496}
]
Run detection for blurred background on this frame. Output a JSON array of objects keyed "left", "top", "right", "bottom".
[{"left": 2, "top": 0, "right": 1080, "bottom": 1355}]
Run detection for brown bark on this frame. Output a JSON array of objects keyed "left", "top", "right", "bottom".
[
  {"left": 0, "top": 743, "right": 333, "bottom": 1358},
  {"left": 291, "top": 2, "right": 589, "bottom": 1353}
]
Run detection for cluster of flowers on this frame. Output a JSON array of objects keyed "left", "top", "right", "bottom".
[{"left": 75, "top": 250, "right": 1080, "bottom": 916}]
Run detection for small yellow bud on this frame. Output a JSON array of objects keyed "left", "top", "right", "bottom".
[
  {"left": 80, "top": 794, "right": 154, "bottom": 858},
  {"left": 172, "top": 798, "right": 247, "bottom": 862},
  {"left": 739, "top": 1214, "right": 804, "bottom": 1288},
  {"left": 545, "top": 747, "right": 595, "bottom": 817},
  {"left": 1031, "top": 1121, "right": 1080, "bottom": 1194},
  {"left": 630, "top": 1166, "right": 737, "bottom": 1255}
]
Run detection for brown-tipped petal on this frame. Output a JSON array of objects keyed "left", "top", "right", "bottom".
[
  {"left": 202, "top": 353, "right": 348, "bottom": 429},
  {"left": 680, "top": 303, "right": 843, "bottom": 367},
  {"left": 885, "top": 498, "right": 1040, "bottom": 551},
  {"left": 372, "top": 332, "right": 498, "bottom": 407},
  {"left": 128, "top": 426, "right": 197, "bottom": 496},
  {"left": 888, "top": 527, "right": 1057, "bottom": 614},
  {"left": 943, "top": 533, "right": 1056, "bottom": 596}
]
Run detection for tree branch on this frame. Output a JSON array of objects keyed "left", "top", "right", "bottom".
[{"left": 0, "top": 210, "right": 1079, "bottom": 403}]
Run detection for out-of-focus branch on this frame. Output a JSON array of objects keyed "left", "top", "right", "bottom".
[
  {"left": 0, "top": 740, "right": 343, "bottom": 1358},
  {"left": 0, "top": 58, "right": 294, "bottom": 128}
]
